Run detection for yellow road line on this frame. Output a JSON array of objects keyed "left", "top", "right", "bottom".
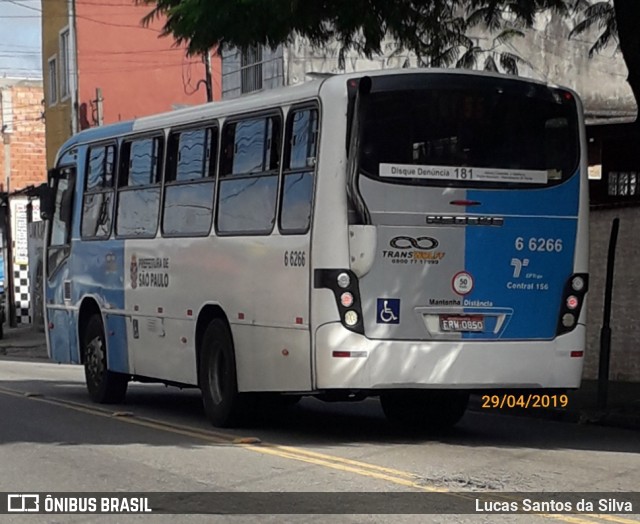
[
  {"left": 595, "top": 515, "right": 640, "bottom": 524},
  {"left": 0, "top": 385, "right": 636, "bottom": 524}
]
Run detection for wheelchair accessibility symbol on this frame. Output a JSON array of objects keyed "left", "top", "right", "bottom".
[{"left": 377, "top": 298, "right": 400, "bottom": 324}]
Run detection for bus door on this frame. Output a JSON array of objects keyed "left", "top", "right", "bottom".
[
  {"left": 351, "top": 75, "right": 585, "bottom": 342},
  {"left": 44, "top": 161, "right": 78, "bottom": 362}
]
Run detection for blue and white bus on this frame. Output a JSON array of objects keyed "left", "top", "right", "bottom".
[{"left": 42, "top": 69, "right": 589, "bottom": 428}]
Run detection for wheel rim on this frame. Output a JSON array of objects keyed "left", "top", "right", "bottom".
[
  {"left": 86, "top": 335, "right": 105, "bottom": 385},
  {"left": 208, "top": 348, "right": 226, "bottom": 405}
]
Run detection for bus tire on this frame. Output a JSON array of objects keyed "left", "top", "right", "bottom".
[
  {"left": 200, "top": 318, "right": 245, "bottom": 427},
  {"left": 380, "top": 390, "right": 469, "bottom": 430},
  {"left": 83, "top": 314, "right": 128, "bottom": 404}
]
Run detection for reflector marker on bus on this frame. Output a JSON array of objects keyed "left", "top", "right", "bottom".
[
  {"left": 157, "top": 307, "right": 163, "bottom": 314},
  {"left": 134, "top": 305, "right": 139, "bottom": 311},
  {"left": 449, "top": 200, "right": 481, "bottom": 206},
  {"left": 570, "top": 351, "right": 584, "bottom": 358},
  {"left": 238, "top": 312, "right": 245, "bottom": 320},
  {"left": 296, "top": 317, "right": 303, "bottom": 325},
  {"left": 332, "top": 351, "right": 368, "bottom": 358},
  {"left": 187, "top": 309, "right": 193, "bottom": 317}
]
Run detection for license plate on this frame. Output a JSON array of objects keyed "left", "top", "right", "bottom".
[{"left": 440, "top": 315, "right": 485, "bottom": 332}]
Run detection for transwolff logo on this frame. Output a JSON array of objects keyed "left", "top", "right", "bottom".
[
  {"left": 389, "top": 236, "right": 439, "bottom": 250},
  {"left": 383, "top": 236, "right": 445, "bottom": 264}
]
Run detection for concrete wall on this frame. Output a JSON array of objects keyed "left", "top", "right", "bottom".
[{"left": 502, "top": 12, "right": 635, "bottom": 119}]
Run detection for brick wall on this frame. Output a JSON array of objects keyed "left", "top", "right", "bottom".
[{"left": 0, "top": 82, "right": 47, "bottom": 191}]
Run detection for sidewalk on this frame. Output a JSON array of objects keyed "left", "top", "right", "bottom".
[
  {"left": 1, "top": 326, "right": 639, "bottom": 429},
  {"left": 0, "top": 326, "right": 48, "bottom": 360}
]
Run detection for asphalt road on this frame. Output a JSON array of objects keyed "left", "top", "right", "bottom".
[{"left": 0, "top": 357, "right": 638, "bottom": 523}]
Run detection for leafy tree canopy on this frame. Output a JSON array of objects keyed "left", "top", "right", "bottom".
[
  {"left": 141, "top": 0, "right": 640, "bottom": 113},
  {"left": 141, "top": 0, "right": 565, "bottom": 64}
]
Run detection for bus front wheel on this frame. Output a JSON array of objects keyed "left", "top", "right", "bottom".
[
  {"left": 200, "top": 318, "right": 245, "bottom": 427},
  {"left": 83, "top": 314, "right": 128, "bottom": 404},
  {"left": 380, "top": 390, "right": 469, "bottom": 430}
]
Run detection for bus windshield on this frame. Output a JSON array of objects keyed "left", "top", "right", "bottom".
[{"left": 358, "top": 81, "right": 580, "bottom": 188}]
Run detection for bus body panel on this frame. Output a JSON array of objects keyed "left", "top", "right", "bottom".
[
  {"left": 315, "top": 322, "right": 585, "bottom": 389},
  {"left": 47, "top": 307, "right": 76, "bottom": 363},
  {"left": 356, "top": 173, "right": 581, "bottom": 341},
  {"left": 122, "top": 232, "right": 312, "bottom": 390}
]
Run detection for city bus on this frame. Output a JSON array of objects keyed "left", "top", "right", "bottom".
[{"left": 42, "top": 68, "right": 589, "bottom": 429}]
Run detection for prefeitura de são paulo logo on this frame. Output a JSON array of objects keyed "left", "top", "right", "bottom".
[{"left": 130, "top": 254, "right": 138, "bottom": 289}]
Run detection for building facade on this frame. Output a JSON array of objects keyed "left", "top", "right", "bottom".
[
  {"left": 41, "top": 0, "right": 221, "bottom": 167},
  {"left": 0, "top": 80, "right": 46, "bottom": 192},
  {"left": 221, "top": 13, "right": 635, "bottom": 122},
  {"left": 0, "top": 79, "right": 47, "bottom": 327}
]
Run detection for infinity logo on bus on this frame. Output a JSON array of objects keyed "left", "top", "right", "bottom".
[{"left": 389, "top": 236, "right": 439, "bottom": 250}]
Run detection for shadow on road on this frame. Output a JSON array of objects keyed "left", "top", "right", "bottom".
[{"left": 0, "top": 366, "right": 638, "bottom": 455}]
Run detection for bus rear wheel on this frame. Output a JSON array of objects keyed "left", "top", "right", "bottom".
[
  {"left": 200, "top": 318, "right": 246, "bottom": 427},
  {"left": 83, "top": 314, "right": 128, "bottom": 404},
  {"left": 380, "top": 390, "right": 469, "bottom": 430}
]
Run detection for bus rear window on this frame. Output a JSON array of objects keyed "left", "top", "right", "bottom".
[{"left": 359, "top": 86, "right": 579, "bottom": 188}]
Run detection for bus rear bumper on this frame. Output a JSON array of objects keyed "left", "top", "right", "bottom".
[{"left": 314, "top": 323, "right": 585, "bottom": 390}]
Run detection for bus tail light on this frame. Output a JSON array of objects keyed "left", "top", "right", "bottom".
[
  {"left": 566, "top": 295, "right": 579, "bottom": 310},
  {"left": 571, "top": 275, "right": 585, "bottom": 292},
  {"left": 337, "top": 272, "right": 351, "bottom": 289},
  {"left": 344, "top": 310, "right": 358, "bottom": 326},
  {"left": 556, "top": 273, "right": 588, "bottom": 335},
  {"left": 315, "top": 269, "right": 364, "bottom": 334},
  {"left": 340, "top": 292, "right": 354, "bottom": 307}
]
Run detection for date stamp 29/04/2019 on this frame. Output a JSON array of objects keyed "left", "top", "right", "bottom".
[{"left": 480, "top": 394, "right": 569, "bottom": 409}]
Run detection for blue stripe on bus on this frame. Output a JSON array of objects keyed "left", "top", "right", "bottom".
[
  {"left": 70, "top": 239, "right": 128, "bottom": 372},
  {"left": 462, "top": 173, "right": 580, "bottom": 340},
  {"left": 103, "top": 314, "right": 129, "bottom": 373}
]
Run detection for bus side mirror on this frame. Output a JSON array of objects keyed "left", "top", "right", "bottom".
[{"left": 38, "top": 183, "right": 55, "bottom": 221}]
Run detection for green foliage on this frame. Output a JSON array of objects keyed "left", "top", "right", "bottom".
[
  {"left": 140, "top": 0, "right": 569, "bottom": 73},
  {"left": 570, "top": 1, "right": 618, "bottom": 57}
]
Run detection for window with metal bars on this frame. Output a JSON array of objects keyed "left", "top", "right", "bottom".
[{"left": 240, "top": 46, "right": 263, "bottom": 94}]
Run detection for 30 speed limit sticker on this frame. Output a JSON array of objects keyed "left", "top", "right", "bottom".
[{"left": 452, "top": 271, "right": 474, "bottom": 295}]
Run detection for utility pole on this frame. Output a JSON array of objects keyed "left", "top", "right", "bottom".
[{"left": 204, "top": 52, "right": 213, "bottom": 102}]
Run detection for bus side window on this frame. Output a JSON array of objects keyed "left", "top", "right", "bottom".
[
  {"left": 81, "top": 143, "right": 116, "bottom": 239},
  {"left": 279, "top": 107, "right": 318, "bottom": 234},
  {"left": 116, "top": 136, "right": 163, "bottom": 238},
  {"left": 216, "top": 115, "right": 281, "bottom": 235},
  {"left": 162, "top": 126, "right": 217, "bottom": 237}
]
